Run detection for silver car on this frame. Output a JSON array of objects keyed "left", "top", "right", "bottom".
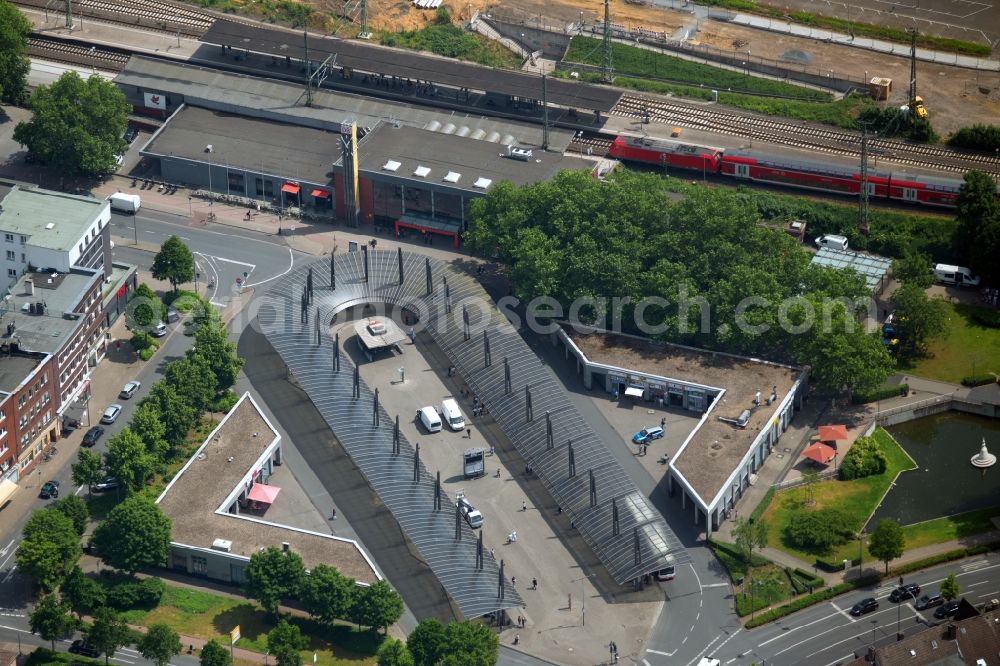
[
  {"left": 100, "top": 404, "right": 122, "bottom": 424},
  {"left": 119, "top": 380, "right": 141, "bottom": 400}
]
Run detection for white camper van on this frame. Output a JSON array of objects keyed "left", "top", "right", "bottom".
[{"left": 933, "top": 263, "right": 980, "bottom": 287}]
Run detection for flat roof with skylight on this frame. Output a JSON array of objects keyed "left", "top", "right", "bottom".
[{"left": 0, "top": 187, "right": 107, "bottom": 252}]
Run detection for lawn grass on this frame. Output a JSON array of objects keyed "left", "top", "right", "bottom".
[
  {"left": 564, "top": 36, "right": 830, "bottom": 100},
  {"left": 734, "top": 563, "right": 792, "bottom": 615},
  {"left": 901, "top": 507, "right": 1000, "bottom": 550},
  {"left": 760, "top": 428, "right": 916, "bottom": 566},
  {"left": 899, "top": 301, "right": 1000, "bottom": 383},
  {"left": 122, "top": 586, "right": 381, "bottom": 666},
  {"left": 380, "top": 23, "right": 522, "bottom": 69}
]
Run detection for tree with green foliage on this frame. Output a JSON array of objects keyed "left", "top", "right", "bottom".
[
  {"left": 406, "top": 619, "right": 447, "bottom": 666},
  {"left": 92, "top": 495, "right": 171, "bottom": 574},
  {"left": 29, "top": 594, "right": 74, "bottom": 650},
  {"left": 16, "top": 508, "right": 80, "bottom": 593},
  {"left": 71, "top": 448, "right": 105, "bottom": 497},
  {"left": 955, "top": 170, "right": 1000, "bottom": 288},
  {"left": 0, "top": 0, "right": 31, "bottom": 104},
  {"left": 165, "top": 356, "right": 217, "bottom": 412},
  {"left": 377, "top": 639, "right": 414, "bottom": 666},
  {"left": 301, "top": 564, "right": 355, "bottom": 625},
  {"left": 892, "top": 249, "right": 934, "bottom": 289},
  {"left": 13, "top": 71, "right": 129, "bottom": 175},
  {"left": 940, "top": 572, "right": 960, "bottom": 601},
  {"left": 243, "top": 546, "right": 306, "bottom": 617},
  {"left": 52, "top": 494, "right": 89, "bottom": 536},
  {"left": 782, "top": 508, "right": 854, "bottom": 553},
  {"left": 948, "top": 124, "right": 1000, "bottom": 152},
  {"left": 103, "top": 428, "right": 156, "bottom": 495},
  {"left": 838, "top": 435, "right": 888, "bottom": 480},
  {"left": 868, "top": 518, "right": 905, "bottom": 574},
  {"left": 801, "top": 468, "right": 818, "bottom": 506},
  {"left": 131, "top": 401, "right": 169, "bottom": 459},
  {"left": 267, "top": 620, "right": 307, "bottom": 666},
  {"left": 60, "top": 565, "right": 106, "bottom": 620},
  {"left": 142, "top": 382, "right": 198, "bottom": 447},
  {"left": 200, "top": 639, "right": 232, "bottom": 666},
  {"left": 152, "top": 236, "right": 195, "bottom": 293},
  {"left": 190, "top": 313, "right": 244, "bottom": 392},
  {"left": 127, "top": 284, "right": 161, "bottom": 342},
  {"left": 441, "top": 621, "right": 499, "bottom": 666},
  {"left": 88, "top": 607, "right": 130, "bottom": 666},
  {"left": 351, "top": 580, "right": 404, "bottom": 634},
  {"left": 889, "top": 283, "right": 947, "bottom": 358},
  {"left": 139, "top": 624, "right": 182, "bottom": 666},
  {"left": 733, "top": 516, "right": 769, "bottom": 566}
]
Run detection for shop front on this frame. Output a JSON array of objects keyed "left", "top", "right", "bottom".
[{"left": 605, "top": 371, "right": 713, "bottom": 414}]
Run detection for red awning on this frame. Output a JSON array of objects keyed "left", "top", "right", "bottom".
[
  {"left": 281, "top": 182, "right": 300, "bottom": 195},
  {"left": 311, "top": 188, "right": 331, "bottom": 198},
  {"left": 802, "top": 442, "right": 837, "bottom": 465},
  {"left": 818, "top": 424, "right": 849, "bottom": 441},
  {"left": 247, "top": 483, "right": 281, "bottom": 504}
]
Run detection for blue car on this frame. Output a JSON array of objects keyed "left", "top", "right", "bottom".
[{"left": 632, "top": 426, "right": 665, "bottom": 445}]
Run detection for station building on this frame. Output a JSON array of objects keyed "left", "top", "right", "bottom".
[{"left": 555, "top": 324, "right": 808, "bottom": 538}]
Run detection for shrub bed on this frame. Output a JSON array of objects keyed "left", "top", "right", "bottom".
[
  {"left": 708, "top": 539, "right": 769, "bottom": 580},
  {"left": 750, "top": 486, "right": 776, "bottom": 522},
  {"left": 971, "top": 309, "right": 1000, "bottom": 328},
  {"left": 793, "top": 568, "right": 825, "bottom": 589},
  {"left": 744, "top": 575, "right": 880, "bottom": 628},
  {"left": 838, "top": 435, "right": 887, "bottom": 481},
  {"left": 852, "top": 383, "right": 908, "bottom": 404},
  {"left": 99, "top": 572, "right": 166, "bottom": 611},
  {"left": 961, "top": 375, "right": 997, "bottom": 387}
]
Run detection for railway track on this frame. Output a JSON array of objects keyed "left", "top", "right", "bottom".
[
  {"left": 27, "top": 36, "right": 131, "bottom": 71},
  {"left": 614, "top": 95, "right": 1000, "bottom": 176},
  {"left": 13, "top": 0, "right": 229, "bottom": 37},
  {"left": 568, "top": 132, "right": 613, "bottom": 156}
]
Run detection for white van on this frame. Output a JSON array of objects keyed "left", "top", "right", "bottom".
[
  {"left": 440, "top": 398, "right": 465, "bottom": 431},
  {"left": 107, "top": 193, "right": 140, "bottom": 214},
  {"left": 417, "top": 406, "right": 442, "bottom": 433},
  {"left": 814, "top": 234, "right": 849, "bottom": 251},
  {"left": 933, "top": 263, "right": 980, "bottom": 287}
]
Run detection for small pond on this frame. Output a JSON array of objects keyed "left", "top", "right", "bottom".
[{"left": 868, "top": 411, "right": 1000, "bottom": 527}]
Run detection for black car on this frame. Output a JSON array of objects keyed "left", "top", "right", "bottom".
[
  {"left": 915, "top": 594, "right": 944, "bottom": 611},
  {"left": 889, "top": 583, "right": 921, "bottom": 602},
  {"left": 82, "top": 426, "right": 105, "bottom": 447},
  {"left": 934, "top": 600, "right": 961, "bottom": 619},
  {"left": 124, "top": 126, "right": 138, "bottom": 144},
  {"left": 69, "top": 640, "right": 100, "bottom": 658},
  {"left": 850, "top": 598, "right": 879, "bottom": 616},
  {"left": 39, "top": 480, "right": 60, "bottom": 499}
]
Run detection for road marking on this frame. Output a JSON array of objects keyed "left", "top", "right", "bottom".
[
  {"left": 645, "top": 649, "right": 675, "bottom": 656},
  {"left": 975, "top": 590, "right": 1000, "bottom": 599},
  {"left": 961, "top": 559, "right": 989, "bottom": 571},
  {"left": 695, "top": 612, "right": 700, "bottom": 621},
  {"left": 643, "top": 661, "right": 652, "bottom": 666},
  {"left": 0, "top": 539, "right": 14, "bottom": 557},
  {"left": 701, "top": 583, "right": 729, "bottom": 588},
  {"left": 830, "top": 601, "right": 855, "bottom": 622},
  {"left": 681, "top": 635, "right": 688, "bottom": 644},
  {"left": 968, "top": 580, "right": 989, "bottom": 587},
  {"left": 758, "top": 609, "right": 844, "bottom": 647},
  {"left": 210, "top": 300, "right": 228, "bottom": 307},
  {"left": 245, "top": 247, "right": 295, "bottom": 288},
  {"left": 685, "top": 632, "right": 724, "bottom": 666},
  {"left": 210, "top": 255, "right": 257, "bottom": 268},
  {"left": 688, "top": 562, "right": 704, "bottom": 592},
  {"left": 1, "top": 565, "right": 17, "bottom": 584},
  {"left": 824, "top": 655, "right": 855, "bottom": 666},
  {"left": 74, "top": 485, "right": 84, "bottom": 495}
]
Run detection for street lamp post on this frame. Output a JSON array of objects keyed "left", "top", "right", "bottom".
[
  {"left": 133, "top": 215, "right": 138, "bottom": 246},
  {"left": 572, "top": 573, "right": 597, "bottom": 626},
  {"left": 896, "top": 576, "right": 905, "bottom": 640},
  {"left": 858, "top": 531, "right": 865, "bottom": 575}
]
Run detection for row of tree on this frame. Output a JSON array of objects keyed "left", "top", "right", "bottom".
[
  {"left": 377, "top": 618, "right": 499, "bottom": 666},
  {"left": 466, "top": 170, "right": 895, "bottom": 394},
  {"left": 244, "top": 546, "right": 404, "bottom": 635}
]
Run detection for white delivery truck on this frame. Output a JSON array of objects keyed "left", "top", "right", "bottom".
[{"left": 107, "top": 193, "right": 141, "bottom": 214}]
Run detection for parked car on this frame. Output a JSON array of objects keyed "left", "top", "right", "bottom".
[
  {"left": 100, "top": 404, "right": 122, "bottom": 424},
  {"left": 457, "top": 497, "right": 484, "bottom": 529},
  {"left": 654, "top": 565, "right": 676, "bottom": 582},
  {"left": 69, "top": 640, "right": 100, "bottom": 658},
  {"left": 850, "top": 598, "right": 879, "bottom": 616},
  {"left": 934, "top": 600, "right": 961, "bottom": 619},
  {"left": 889, "top": 583, "right": 921, "bottom": 602},
  {"left": 166, "top": 307, "right": 180, "bottom": 323},
  {"left": 39, "top": 480, "right": 60, "bottom": 499},
  {"left": 124, "top": 126, "right": 138, "bottom": 144},
  {"left": 632, "top": 426, "right": 665, "bottom": 445},
  {"left": 119, "top": 380, "right": 141, "bottom": 399},
  {"left": 93, "top": 476, "right": 119, "bottom": 492},
  {"left": 915, "top": 594, "right": 944, "bottom": 611},
  {"left": 152, "top": 322, "right": 168, "bottom": 337},
  {"left": 82, "top": 426, "right": 105, "bottom": 447},
  {"left": 815, "top": 234, "right": 849, "bottom": 251}
]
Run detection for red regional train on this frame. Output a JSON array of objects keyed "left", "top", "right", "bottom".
[{"left": 608, "top": 135, "right": 999, "bottom": 209}]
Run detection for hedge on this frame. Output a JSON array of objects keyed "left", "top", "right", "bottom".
[
  {"left": 961, "top": 375, "right": 996, "bottom": 387},
  {"left": 889, "top": 541, "right": 1000, "bottom": 577},
  {"left": 971, "top": 308, "right": 1000, "bottom": 328},
  {"left": 708, "top": 539, "right": 770, "bottom": 580},
  {"left": 793, "top": 568, "right": 825, "bottom": 589},
  {"left": 750, "top": 486, "right": 776, "bottom": 523},
  {"left": 744, "top": 575, "right": 880, "bottom": 628},
  {"left": 852, "top": 383, "right": 908, "bottom": 404}
]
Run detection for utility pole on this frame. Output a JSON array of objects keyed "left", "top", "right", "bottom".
[
  {"left": 359, "top": 0, "right": 371, "bottom": 39},
  {"left": 65, "top": 0, "right": 73, "bottom": 29},
  {"left": 304, "top": 30, "right": 313, "bottom": 106},
  {"left": 601, "top": 0, "right": 613, "bottom": 83},
  {"left": 858, "top": 121, "right": 871, "bottom": 235},
  {"left": 908, "top": 29, "right": 917, "bottom": 106},
  {"left": 542, "top": 73, "right": 549, "bottom": 151}
]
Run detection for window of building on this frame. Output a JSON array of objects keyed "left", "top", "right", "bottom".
[
  {"left": 255, "top": 178, "right": 274, "bottom": 198},
  {"left": 228, "top": 172, "right": 244, "bottom": 191},
  {"left": 7, "top": 269, "right": 15, "bottom": 278},
  {"left": 5, "top": 251, "right": 13, "bottom": 261},
  {"left": 20, "top": 254, "right": 25, "bottom": 263},
  {"left": 4, "top": 234, "right": 12, "bottom": 243},
  {"left": 20, "top": 236, "right": 27, "bottom": 244},
  {"left": 191, "top": 556, "right": 208, "bottom": 575}
]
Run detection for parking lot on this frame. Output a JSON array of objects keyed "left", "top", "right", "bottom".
[{"left": 336, "top": 311, "right": 666, "bottom": 659}]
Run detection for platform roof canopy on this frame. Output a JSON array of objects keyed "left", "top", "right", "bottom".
[
  {"left": 811, "top": 248, "right": 893, "bottom": 293},
  {"left": 201, "top": 20, "right": 623, "bottom": 112}
]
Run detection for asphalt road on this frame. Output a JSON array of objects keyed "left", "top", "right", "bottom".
[{"left": 714, "top": 553, "right": 1000, "bottom": 665}]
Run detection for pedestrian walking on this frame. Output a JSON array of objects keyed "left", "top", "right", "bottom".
[
  {"left": 511, "top": 531, "right": 517, "bottom": 542},
  {"left": 531, "top": 577, "right": 538, "bottom": 590},
  {"left": 521, "top": 500, "right": 527, "bottom": 512},
  {"left": 466, "top": 428, "right": 472, "bottom": 439},
  {"left": 489, "top": 547, "right": 495, "bottom": 559},
  {"left": 489, "top": 444, "right": 495, "bottom": 456},
  {"left": 660, "top": 417, "right": 666, "bottom": 428},
  {"left": 495, "top": 469, "right": 502, "bottom": 478},
  {"left": 511, "top": 576, "right": 516, "bottom": 586}
]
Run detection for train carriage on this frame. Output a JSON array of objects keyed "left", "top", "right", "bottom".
[
  {"left": 719, "top": 152, "right": 892, "bottom": 198},
  {"left": 886, "top": 172, "right": 964, "bottom": 208}
]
